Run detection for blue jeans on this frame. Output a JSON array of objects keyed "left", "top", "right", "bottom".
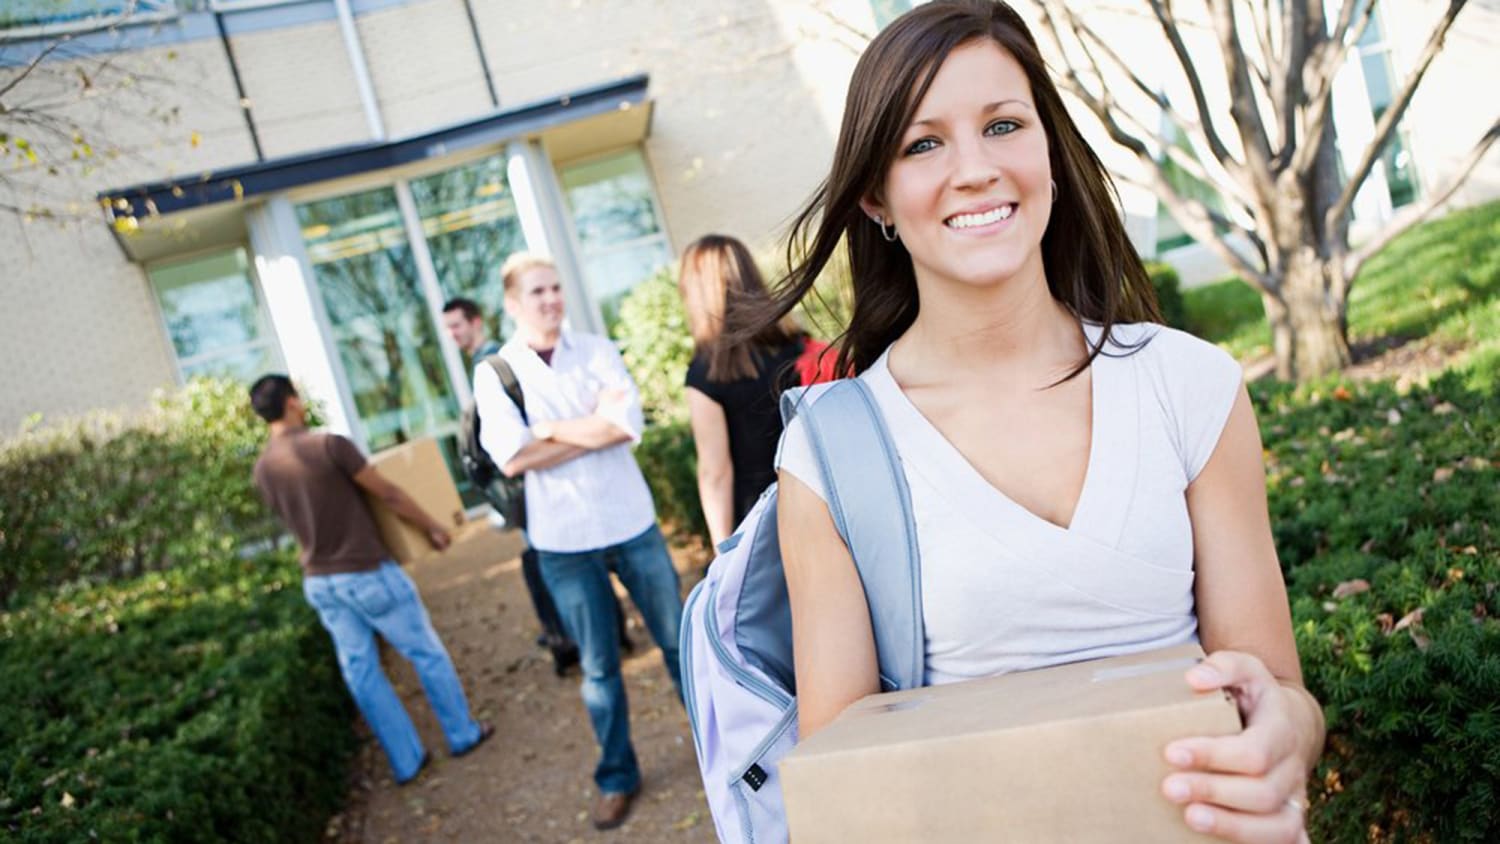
[
  {"left": 537, "top": 524, "right": 684, "bottom": 794},
  {"left": 303, "top": 561, "right": 483, "bottom": 782}
]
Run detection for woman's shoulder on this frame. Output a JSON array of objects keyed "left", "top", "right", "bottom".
[{"left": 1100, "top": 322, "right": 1239, "bottom": 383}]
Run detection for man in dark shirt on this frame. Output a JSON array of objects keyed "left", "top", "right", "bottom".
[{"left": 250, "top": 374, "right": 493, "bottom": 784}]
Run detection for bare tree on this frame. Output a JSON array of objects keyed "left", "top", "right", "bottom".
[
  {"left": 0, "top": 1, "right": 187, "bottom": 224},
  {"left": 1029, "top": 0, "right": 1497, "bottom": 380}
]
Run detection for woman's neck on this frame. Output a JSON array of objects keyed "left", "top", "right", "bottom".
[{"left": 891, "top": 268, "right": 1082, "bottom": 386}]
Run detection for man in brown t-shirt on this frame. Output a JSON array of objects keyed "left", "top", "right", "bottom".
[{"left": 250, "top": 374, "right": 493, "bottom": 784}]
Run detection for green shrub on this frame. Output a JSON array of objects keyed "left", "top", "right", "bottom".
[
  {"left": 614, "top": 267, "right": 695, "bottom": 424},
  {"left": 634, "top": 419, "right": 708, "bottom": 546},
  {"left": 1145, "top": 261, "right": 1187, "bottom": 329},
  {"left": 1, "top": 551, "right": 356, "bottom": 842},
  {"left": 1252, "top": 373, "right": 1500, "bottom": 840},
  {"left": 0, "top": 378, "right": 283, "bottom": 605},
  {"left": 1183, "top": 276, "right": 1269, "bottom": 354}
]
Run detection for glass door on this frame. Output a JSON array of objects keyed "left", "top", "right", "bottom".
[
  {"left": 409, "top": 152, "right": 527, "bottom": 360},
  {"left": 296, "top": 188, "right": 461, "bottom": 456}
]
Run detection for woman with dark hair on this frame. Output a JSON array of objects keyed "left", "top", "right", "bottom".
[
  {"left": 679, "top": 234, "right": 808, "bottom": 548},
  {"left": 745, "top": 2, "right": 1324, "bottom": 841}
]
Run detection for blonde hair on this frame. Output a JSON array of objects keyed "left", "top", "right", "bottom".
[
  {"left": 679, "top": 235, "right": 797, "bottom": 382},
  {"left": 500, "top": 252, "right": 557, "bottom": 293}
]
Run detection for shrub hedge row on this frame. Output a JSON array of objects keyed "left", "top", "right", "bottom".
[
  {"left": 1254, "top": 373, "right": 1498, "bottom": 841},
  {"left": 0, "top": 379, "right": 282, "bottom": 605},
  {"left": 1, "top": 551, "right": 355, "bottom": 842}
]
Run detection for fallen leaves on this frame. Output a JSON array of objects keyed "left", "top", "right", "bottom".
[{"left": 1332, "top": 579, "right": 1371, "bottom": 599}]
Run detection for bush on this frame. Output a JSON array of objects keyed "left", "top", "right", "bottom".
[
  {"left": 1252, "top": 373, "right": 1500, "bottom": 841},
  {"left": 0, "top": 378, "right": 283, "bottom": 605},
  {"left": 614, "top": 266, "right": 696, "bottom": 424},
  {"left": 1, "top": 551, "right": 356, "bottom": 842},
  {"left": 1145, "top": 261, "right": 1187, "bottom": 329},
  {"left": 634, "top": 419, "right": 709, "bottom": 547}
]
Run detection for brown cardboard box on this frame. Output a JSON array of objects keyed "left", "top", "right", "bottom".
[
  {"left": 781, "top": 644, "right": 1242, "bottom": 843},
  {"left": 364, "top": 437, "right": 466, "bottom": 564}
]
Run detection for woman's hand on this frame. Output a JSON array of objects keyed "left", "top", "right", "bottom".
[{"left": 1161, "top": 650, "right": 1323, "bottom": 843}]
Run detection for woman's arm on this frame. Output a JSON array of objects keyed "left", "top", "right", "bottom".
[
  {"left": 1167, "top": 385, "right": 1325, "bottom": 843},
  {"left": 687, "top": 388, "right": 737, "bottom": 548},
  {"left": 778, "top": 469, "right": 881, "bottom": 737}
]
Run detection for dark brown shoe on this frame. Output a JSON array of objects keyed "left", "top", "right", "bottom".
[{"left": 591, "top": 787, "right": 639, "bottom": 830}]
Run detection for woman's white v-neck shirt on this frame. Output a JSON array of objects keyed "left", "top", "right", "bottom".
[{"left": 775, "top": 323, "right": 1243, "bottom": 686}]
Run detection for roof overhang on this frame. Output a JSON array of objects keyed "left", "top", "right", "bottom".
[{"left": 102, "top": 74, "right": 652, "bottom": 262}]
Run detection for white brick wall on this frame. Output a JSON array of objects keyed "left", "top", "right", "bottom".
[{"left": 0, "top": 39, "right": 257, "bottom": 432}]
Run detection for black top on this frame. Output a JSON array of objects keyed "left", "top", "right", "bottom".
[{"left": 685, "top": 340, "right": 806, "bottom": 523}]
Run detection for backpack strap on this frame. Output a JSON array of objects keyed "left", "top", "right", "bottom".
[
  {"left": 484, "top": 354, "right": 528, "bottom": 425},
  {"left": 789, "top": 379, "right": 925, "bottom": 692}
]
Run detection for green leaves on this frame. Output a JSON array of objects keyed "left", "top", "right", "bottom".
[
  {"left": 0, "top": 553, "right": 356, "bottom": 841},
  {"left": 1268, "top": 373, "right": 1500, "bottom": 841},
  {"left": 0, "top": 377, "right": 283, "bottom": 606}
]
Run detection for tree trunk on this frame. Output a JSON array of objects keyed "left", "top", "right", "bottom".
[{"left": 1272, "top": 256, "right": 1352, "bottom": 380}]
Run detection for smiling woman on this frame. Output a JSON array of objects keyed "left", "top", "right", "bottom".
[{"left": 717, "top": 2, "right": 1327, "bottom": 843}]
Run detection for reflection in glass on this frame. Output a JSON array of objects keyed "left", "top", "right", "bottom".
[
  {"left": 410, "top": 153, "right": 526, "bottom": 357},
  {"left": 148, "top": 248, "right": 281, "bottom": 382},
  {"left": 297, "top": 188, "right": 458, "bottom": 452},
  {"left": 561, "top": 149, "right": 673, "bottom": 333}
]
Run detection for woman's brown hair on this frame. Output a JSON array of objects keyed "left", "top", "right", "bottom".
[
  {"left": 679, "top": 234, "right": 798, "bottom": 382},
  {"left": 733, "top": 0, "right": 1159, "bottom": 378}
]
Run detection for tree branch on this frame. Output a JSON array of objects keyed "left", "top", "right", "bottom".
[
  {"left": 1344, "top": 117, "right": 1499, "bottom": 281},
  {"left": 1207, "top": 0, "right": 1275, "bottom": 183},
  {"left": 1037, "top": 0, "right": 1259, "bottom": 213},
  {"left": 1290, "top": 0, "right": 1381, "bottom": 175},
  {"left": 1146, "top": 0, "right": 1240, "bottom": 171},
  {"left": 1326, "top": 0, "right": 1469, "bottom": 234}
]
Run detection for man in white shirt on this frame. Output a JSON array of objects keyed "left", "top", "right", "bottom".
[{"left": 473, "top": 253, "right": 683, "bottom": 831}]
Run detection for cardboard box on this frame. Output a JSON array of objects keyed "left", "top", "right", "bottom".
[
  {"left": 364, "top": 437, "right": 466, "bottom": 564},
  {"left": 781, "top": 644, "right": 1242, "bottom": 843}
]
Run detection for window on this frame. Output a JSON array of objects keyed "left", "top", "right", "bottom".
[
  {"left": 1355, "top": 5, "right": 1419, "bottom": 208},
  {"left": 297, "top": 188, "right": 459, "bottom": 453},
  {"left": 409, "top": 152, "right": 526, "bottom": 350},
  {"left": 1, "top": 1, "right": 184, "bottom": 31},
  {"left": 1154, "top": 125, "right": 1228, "bottom": 254},
  {"left": 559, "top": 148, "right": 673, "bottom": 332},
  {"left": 148, "top": 248, "right": 283, "bottom": 382},
  {"left": 869, "top": 0, "right": 914, "bottom": 29}
]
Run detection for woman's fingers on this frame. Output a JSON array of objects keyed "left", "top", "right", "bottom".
[
  {"left": 1179, "top": 798, "right": 1308, "bottom": 844},
  {"left": 1162, "top": 755, "right": 1304, "bottom": 814},
  {"left": 1166, "top": 720, "right": 1296, "bottom": 776}
]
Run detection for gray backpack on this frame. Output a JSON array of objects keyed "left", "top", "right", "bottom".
[{"left": 679, "top": 378, "right": 924, "bottom": 843}]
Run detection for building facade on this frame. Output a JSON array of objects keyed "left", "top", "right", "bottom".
[{"left": 2, "top": 0, "right": 1496, "bottom": 468}]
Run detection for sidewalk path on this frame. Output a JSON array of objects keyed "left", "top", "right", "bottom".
[{"left": 332, "top": 522, "right": 717, "bottom": 843}]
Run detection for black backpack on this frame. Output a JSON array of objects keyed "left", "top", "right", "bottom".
[{"left": 458, "top": 355, "right": 528, "bottom": 529}]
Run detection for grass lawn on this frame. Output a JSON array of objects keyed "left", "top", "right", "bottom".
[{"left": 1182, "top": 199, "right": 1500, "bottom": 387}]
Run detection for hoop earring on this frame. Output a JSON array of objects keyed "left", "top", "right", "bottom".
[
  {"left": 878, "top": 217, "right": 898, "bottom": 242},
  {"left": 1050, "top": 179, "right": 1058, "bottom": 202}
]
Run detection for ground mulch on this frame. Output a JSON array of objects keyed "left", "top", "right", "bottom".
[{"left": 328, "top": 523, "right": 718, "bottom": 843}]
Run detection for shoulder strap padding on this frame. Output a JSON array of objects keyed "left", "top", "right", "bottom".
[
  {"left": 484, "top": 354, "right": 528, "bottom": 425},
  {"left": 796, "top": 378, "right": 924, "bottom": 691}
]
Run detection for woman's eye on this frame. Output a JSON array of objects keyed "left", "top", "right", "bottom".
[
  {"left": 903, "top": 137, "right": 938, "bottom": 156},
  {"left": 986, "top": 120, "right": 1020, "bottom": 136}
]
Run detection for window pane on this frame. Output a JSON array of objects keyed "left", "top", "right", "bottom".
[
  {"left": 297, "top": 188, "right": 459, "bottom": 452},
  {"left": 560, "top": 149, "right": 672, "bottom": 332},
  {"left": 410, "top": 154, "right": 526, "bottom": 352},
  {"left": 180, "top": 344, "right": 281, "bottom": 383},
  {"left": 582, "top": 238, "right": 674, "bottom": 330},
  {"left": 149, "top": 248, "right": 274, "bottom": 371},
  {"left": 562, "top": 149, "right": 664, "bottom": 246}
]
